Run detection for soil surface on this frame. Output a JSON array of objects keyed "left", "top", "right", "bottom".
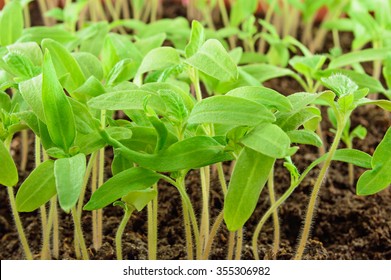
[{"left": 1, "top": 1, "right": 391, "bottom": 261}]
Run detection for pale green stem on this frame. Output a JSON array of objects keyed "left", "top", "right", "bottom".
[
  {"left": 116, "top": 206, "right": 134, "bottom": 260},
  {"left": 199, "top": 166, "right": 210, "bottom": 255},
  {"left": 8, "top": 186, "right": 33, "bottom": 260},
  {"left": 258, "top": 0, "right": 277, "bottom": 53},
  {"left": 71, "top": 206, "right": 89, "bottom": 260},
  {"left": 4, "top": 137, "right": 32, "bottom": 260},
  {"left": 216, "top": 162, "right": 227, "bottom": 195},
  {"left": 151, "top": 0, "right": 158, "bottom": 22},
  {"left": 234, "top": 228, "right": 243, "bottom": 260},
  {"left": 217, "top": 0, "right": 235, "bottom": 49},
  {"left": 147, "top": 184, "right": 158, "bottom": 260},
  {"left": 91, "top": 156, "right": 99, "bottom": 250},
  {"left": 41, "top": 196, "right": 55, "bottom": 260},
  {"left": 227, "top": 232, "right": 235, "bottom": 260},
  {"left": 294, "top": 118, "right": 347, "bottom": 260},
  {"left": 267, "top": 166, "right": 280, "bottom": 259},
  {"left": 202, "top": 211, "right": 224, "bottom": 260},
  {"left": 52, "top": 198, "right": 59, "bottom": 259},
  {"left": 181, "top": 197, "right": 194, "bottom": 260}
]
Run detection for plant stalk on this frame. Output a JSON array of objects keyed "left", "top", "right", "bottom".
[
  {"left": 202, "top": 211, "right": 224, "bottom": 260},
  {"left": 294, "top": 118, "right": 346, "bottom": 260},
  {"left": 71, "top": 206, "right": 89, "bottom": 260},
  {"left": 147, "top": 184, "right": 158, "bottom": 260},
  {"left": 267, "top": 166, "right": 280, "bottom": 259},
  {"left": 116, "top": 205, "right": 134, "bottom": 260}
]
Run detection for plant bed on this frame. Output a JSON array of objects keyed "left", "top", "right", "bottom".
[{"left": 1, "top": 0, "right": 391, "bottom": 261}]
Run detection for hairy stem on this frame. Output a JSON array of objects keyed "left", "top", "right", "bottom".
[
  {"left": 147, "top": 184, "right": 158, "bottom": 260},
  {"left": 227, "top": 232, "right": 235, "bottom": 260},
  {"left": 71, "top": 206, "right": 89, "bottom": 260},
  {"left": 202, "top": 211, "right": 224, "bottom": 260},
  {"left": 234, "top": 228, "right": 243, "bottom": 260},
  {"left": 116, "top": 205, "right": 133, "bottom": 260},
  {"left": 294, "top": 119, "right": 346, "bottom": 260},
  {"left": 267, "top": 167, "right": 280, "bottom": 259}
]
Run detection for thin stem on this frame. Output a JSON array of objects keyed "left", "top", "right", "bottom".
[
  {"left": 294, "top": 118, "right": 347, "bottom": 260},
  {"left": 234, "top": 228, "right": 243, "bottom": 260},
  {"left": 91, "top": 156, "right": 99, "bottom": 250},
  {"left": 258, "top": 0, "right": 277, "bottom": 53},
  {"left": 147, "top": 184, "right": 158, "bottom": 260},
  {"left": 202, "top": 211, "right": 224, "bottom": 260},
  {"left": 7, "top": 187, "right": 33, "bottom": 260},
  {"left": 267, "top": 166, "right": 280, "bottom": 259},
  {"left": 199, "top": 166, "right": 210, "bottom": 255},
  {"left": 71, "top": 206, "right": 89, "bottom": 260},
  {"left": 116, "top": 205, "right": 134, "bottom": 260},
  {"left": 227, "top": 232, "right": 235, "bottom": 260},
  {"left": 20, "top": 128, "right": 28, "bottom": 172},
  {"left": 40, "top": 197, "right": 55, "bottom": 260},
  {"left": 97, "top": 110, "right": 107, "bottom": 250},
  {"left": 216, "top": 162, "right": 227, "bottom": 195},
  {"left": 151, "top": 0, "right": 158, "bottom": 22},
  {"left": 217, "top": 0, "right": 235, "bottom": 49},
  {"left": 181, "top": 197, "right": 194, "bottom": 260},
  {"left": 52, "top": 198, "right": 59, "bottom": 259}
]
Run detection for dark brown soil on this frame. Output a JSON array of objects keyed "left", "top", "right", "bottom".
[{"left": 1, "top": 1, "right": 391, "bottom": 261}]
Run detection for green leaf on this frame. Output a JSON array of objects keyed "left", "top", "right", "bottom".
[
  {"left": 18, "top": 75, "right": 45, "bottom": 122},
  {"left": 111, "top": 150, "right": 134, "bottom": 175},
  {"left": 328, "top": 48, "right": 391, "bottom": 69},
  {"left": 230, "top": 0, "right": 258, "bottom": 26},
  {"left": 321, "top": 74, "right": 358, "bottom": 97},
  {"left": 276, "top": 106, "right": 321, "bottom": 131},
  {"left": 116, "top": 136, "right": 232, "bottom": 172},
  {"left": 286, "top": 130, "right": 323, "bottom": 147},
  {"left": 357, "top": 127, "right": 391, "bottom": 195},
  {"left": 289, "top": 55, "right": 327, "bottom": 78},
  {"left": 72, "top": 52, "right": 104, "bottom": 81},
  {"left": 42, "top": 51, "right": 76, "bottom": 151},
  {"left": 226, "top": 86, "right": 292, "bottom": 112},
  {"left": 185, "top": 20, "right": 205, "bottom": 58},
  {"left": 7, "top": 42, "right": 43, "bottom": 66},
  {"left": 137, "top": 47, "right": 180, "bottom": 75},
  {"left": 241, "top": 63, "right": 295, "bottom": 83},
  {"left": 19, "top": 26, "right": 76, "bottom": 45},
  {"left": 241, "top": 123, "right": 291, "bottom": 158},
  {"left": 87, "top": 89, "right": 164, "bottom": 112},
  {"left": 3, "top": 52, "right": 40, "bottom": 80},
  {"left": 0, "top": 0, "right": 24, "bottom": 46},
  {"left": 54, "top": 154, "right": 86, "bottom": 213},
  {"left": 41, "top": 39, "right": 86, "bottom": 92},
  {"left": 224, "top": 147, "right": 275, "bottom": 231},
  {"left": 107, "top": 58, "right": 138, "bottom": 85},
  {"left": 15, "top": 160, "right": 56, "bottom": 212},
  {"left": 356, "top": 98, "right": 391, "bottom": 111},
  {"left": 186, "top": 39, "right": 238, "bottom": 81},
  {"left": 188, "top": 95, "right": 275, "bottom": 126},
  {"left": 83, "top": 167, "right": 160, "bottom": 211},
  {"left": 0, "top": 140, "right": 18, "bottom": 187},
  {"left": 78, "top": 22, "right": 109, "bottom": 56},
  {"left": 122, "top": 188, "right": 157, "bottom": 212}
]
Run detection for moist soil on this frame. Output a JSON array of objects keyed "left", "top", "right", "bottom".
[{"left": 1, "top": 2, "right": 391, "bottom": 260}]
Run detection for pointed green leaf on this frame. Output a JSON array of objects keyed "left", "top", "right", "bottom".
[
  {"left": 186, "top": 39, "right": 238, "bottom": 81},
  {"left": 286, "top": 130, "right": 323, "bottom": 147},
  {"left": 357, "top": 127, "right": 391, "bottom": 195},
  {"left": 0, "top": 1, "right": 24, "bottom": 46},
  {"left": 0, "top": 140, "right": 18, "bottom": 187},
  {"left": 16, "top": 160, "right": 56, "bottom": 212},
  {"left": 19, "top": 75, "right": 45, "bottom": 122},
  {"left": 188, "top": 95, "right": 275, "bottom": 126},
  {"left": 41, "top": 39, "right": 86, "bottom": 92},
  {"left": 117, "top": 136, "right": 233, "bottom": 172},
  {"left": 185, "top": 20, "right": 205, "bottom": 58},
  {"left": 226, "top": 86, "right": 292, "bottom": 112},
  {"left": 137, "top": 47, "right": 180, "bottom": 75},
  {"left": 241, "top": 123, "right": 291, "bottom": 158},
  {"left": 224, "top": 147, "right": 275, "bottom": 231},
  {"left": 42, "top": 51, "right": 76, "bottom": 151},
  {"left": 122, "top": 188, "right": 157, "bottom": 212},
  {"left": 83, "top": 167, "right": 160, "bottom": 211},
  {"left": 329, "top": 48, "right": 391, "bottom": 69},
  {"left": 54, "top": 154, "right": 86, "bottom": 213}
]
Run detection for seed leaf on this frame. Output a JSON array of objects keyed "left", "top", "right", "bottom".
[
  {"left": 185, "top": 20, "right": 205, "bottom": 58},
  {"left": 286, "top": 130, "right": 323, "bottom": 147},
  {"left": 224, "top": 147, "right": 275, "bottom": 231},
  {"left": 42, "top": 51, "right": 76, "bottom": 151},
  {"left": 117, "top": 136, "right": 233, "bottom": 172},
  {"left": 226, "top": 86, "right": 292, "bottom": 112},
  {"left": 19, "top": 75, "right": 45, "bottom": 122},
  {"left": 357, "top": 127, "right": 391, "bottom": 195},
  {"left": 188, "top": 95, "right": 275, "bottom": 126},
  {"left": 241, "top": 123, "right": 291, "bottom": 158},
  {"left": 0, "top": 0, "right": 24, "bottom": 46},
  {"left": 122, "top": 188, "right": 157, "bottom": 212},
  {"left": 16, "top": 160, "right": 56, "bottom": 212},
  {"left": 0, "top": 140, "right": 18, "bottom": 187},
  {"left": 329, "top": 48, "right": 391, "bottom": 69},
  {"left": 41, "top": 38, "right": 86, "bottom": 92},
  {"left": 83, "top": 167, "right": 160, "bottom": 211},
  {"left": 54, "top": 153, "right": 86, "bottom": 213},
  {"left": 137, "top": 47, "right": 180, "bottom": 75},
  {"left": 186, "top": 39, "right": 238, "bottom": 81}
]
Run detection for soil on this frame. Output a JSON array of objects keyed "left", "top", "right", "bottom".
[{"left": 1, "top": 1, "right": 391, "bottom": 261}]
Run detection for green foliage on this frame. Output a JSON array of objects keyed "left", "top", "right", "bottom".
[
  {"left": 16, "top": 160, "right": 56, "bottom": 212},
  {"left": 0, "top": 0, "right": 24, "bottom": 46},
  {"left": 357, "top": 127, "right": 391, "bottom": 195},
  {"left": 0, "top": 140, "right": 18, "bottom": 187}
]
